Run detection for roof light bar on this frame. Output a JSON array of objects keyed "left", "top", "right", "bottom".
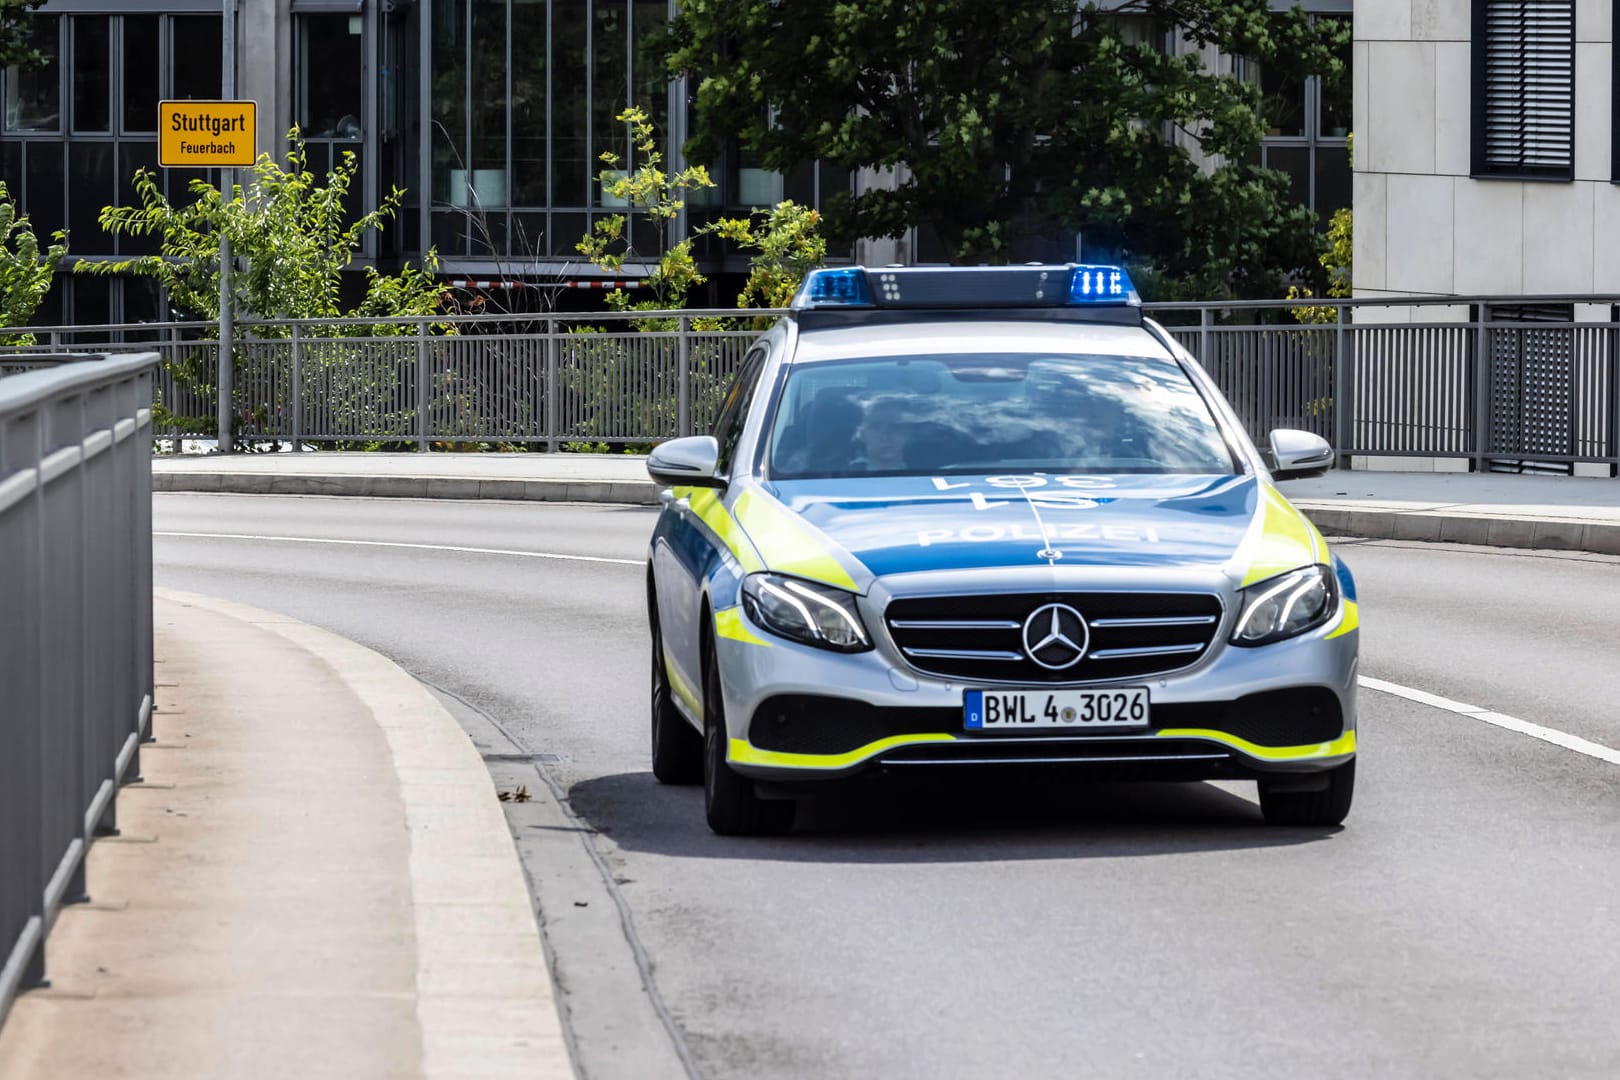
[{"left": 792, "top": 264, "right": 1140, "bottom": 313}]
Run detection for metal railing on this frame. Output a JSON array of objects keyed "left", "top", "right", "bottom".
[
  {"left": 3, "top": 296, "right": 1620, "bottom": 472},
  {"left": 0, "top": 353, "right": 158, "bottom": 1030}
]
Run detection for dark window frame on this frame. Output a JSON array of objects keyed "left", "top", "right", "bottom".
[{"left": 1471, "top": 0, "right": 1576, "bottom": 181}]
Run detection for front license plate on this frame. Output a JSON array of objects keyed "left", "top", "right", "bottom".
[{"left": 964, "top": 688, "right": 1150, "bottom": 731}]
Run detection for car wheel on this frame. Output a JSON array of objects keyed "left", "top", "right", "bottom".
[
  {"left": 649, "top": 592, "right": 703, "bottom": 785},
  {"left": 702, "top": 635, "right": 794, "bottom": 836},
  {"left": 1258, "top": 759, "right": 1354, "bottom": 827}
]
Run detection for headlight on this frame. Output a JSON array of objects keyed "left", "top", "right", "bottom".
[
  {"left": 1231, "top": 564, "right": 1338, "bottom": 646},
  {"left": 740, "top": 573, "right": 871, "bottom": 652}
]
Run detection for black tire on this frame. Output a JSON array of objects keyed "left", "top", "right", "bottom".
[
  {"left": 702, "top": 633, "right": 795, "bottom": 836},
  {"left": 1258, "top": 759, "right": 1355, "bottom": 827},
  {"left": 649, "top": 588, "right": 703, "bottom": 785}
]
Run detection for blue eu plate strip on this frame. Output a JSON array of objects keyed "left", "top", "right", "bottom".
[{"left": 964, "top": 690, "right": 985, "bottom": 730}]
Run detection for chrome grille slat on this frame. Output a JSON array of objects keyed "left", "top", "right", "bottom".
[
  {"left": 890, "top": 619, "right": 1023, "bottom": 630},
  {"left": 1088, "top": 643, "right": 1207, "bottom": 660},
  {"left": 1089, "top": 615, "right": 1218, "bottom": 628},
  {"left": 901, "top": 647, "right": 1024, "bottom": 661}
]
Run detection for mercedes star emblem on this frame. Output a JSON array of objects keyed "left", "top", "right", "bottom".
[{"left": 1021, "top": 603, "right": 1090, "bottom": 670}]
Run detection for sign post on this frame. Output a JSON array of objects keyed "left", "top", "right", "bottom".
[{"left": 158, "top": 98, "right": 255, "bottom": 453}]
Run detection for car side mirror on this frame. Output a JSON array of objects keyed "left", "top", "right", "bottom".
[
  {"left": 1269, "top": 428, "right": 1333, "bottom": 480},
  {"left": 647, "top": 435, "right": 727, "bottom": 488}
]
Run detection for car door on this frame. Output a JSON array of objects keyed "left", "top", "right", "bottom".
[{"left": 653, "top": 346, "right": 770, "bottom": 703}]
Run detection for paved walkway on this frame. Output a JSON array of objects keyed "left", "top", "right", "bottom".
[
  {"left": 0, "top": 591, "right": 570, "bottom": 1080},
  {"left": 153, "top": 452, "right": 1620, "bottom": 556}
]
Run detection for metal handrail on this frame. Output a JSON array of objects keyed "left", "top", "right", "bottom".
[{"left": 0, "top": 352, "right": 159, "bottom": 1031}]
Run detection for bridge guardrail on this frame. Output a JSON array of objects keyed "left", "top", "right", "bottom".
[{"left": 0, "top": 352, "right": 158, "bottom": 1030}]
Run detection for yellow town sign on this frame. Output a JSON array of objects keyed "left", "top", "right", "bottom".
[{"left": 159, "top": 101, "right": 257, "bottom": 168}]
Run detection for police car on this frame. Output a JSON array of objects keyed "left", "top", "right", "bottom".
[{"left": 645, "top": 264, "right": 1358, "bottom": 835}]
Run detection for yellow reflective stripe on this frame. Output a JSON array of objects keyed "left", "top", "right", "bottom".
[
  {"left": 1241, "top": 486, "right": 1321, "bottom": 586},
  {"left": 732, "top": 489, "right": 859, "bottom": 591},
  {"left": 1155, "top": 728, "right": 1357, "bottom": 761},
  {"left": 1325, "top": 599, "right": 1359, "bottom": 640},
  {"left": 664, "top": 649, "right": 701, "bottom": 715},
  {"left": 714, "top": 606, "right": 771, "bottom": 647},
  {"left": 1304, "top": 515, "right": 1329, "bottom": 564},
  {"left": 687, "top": 489, "right": 765, "bottom": 574},
  {"left": 729, "top": 733, "right": 956, "bottom": 770}
]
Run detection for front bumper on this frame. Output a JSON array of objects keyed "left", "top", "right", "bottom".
[{"left": 714, "top": 586, "right": 1359, "bottom": 782}]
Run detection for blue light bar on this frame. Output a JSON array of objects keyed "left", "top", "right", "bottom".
[
  {"left": 797, "top": 267, "right": 873, "bottom": 308},
  {"left": 791, "top": 263, "right": 1140, "bottom": 315},
  {"left": 1068, "top": 264, "right": 1135, "bottom": 304}
]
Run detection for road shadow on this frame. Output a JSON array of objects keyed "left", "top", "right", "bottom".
[{"left": 563, "top": 770, "right": 1342, "bottom": 864}]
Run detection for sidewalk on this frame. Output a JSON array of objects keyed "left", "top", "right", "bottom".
[
  {"left": 153, "top": 452, "right": 1620, "bottom": 557},
  {"left": 0, "top": 591, "right": 570, "bottom": 1080}
]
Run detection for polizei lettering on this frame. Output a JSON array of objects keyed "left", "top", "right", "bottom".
[{"left": 916, "top": 524, "right": 1160, "bottom": 547}]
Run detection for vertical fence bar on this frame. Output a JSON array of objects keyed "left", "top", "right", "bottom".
[
  {"left": 677, "top": 316, "right": 692, "bottom": 438},
  {"left": 1334, "top": 306, "right": 1350, "bottom": 467},
  {"left": 416, "top": 322, "right": 429, "bottom": 452},
  {"left": 1473, "top": 304, "right": 1490, "bottom": 472},
  {"left": 545, "top": 319, "right": 559, "bottom": 452},
  {"left": 1198, "top": 306, "right": 1212, "bottom": 365},
  {"left": 290, "top": 323, "right": 305, "bottom": 452}
]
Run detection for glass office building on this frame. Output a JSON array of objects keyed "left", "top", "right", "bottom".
[
  {"left": 2, "top": 1, "right": 1348, "bottom": 323},
  {"left": 1, "top": 0, "right": 835, "bottom": 321}
]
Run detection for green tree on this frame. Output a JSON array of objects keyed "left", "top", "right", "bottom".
[
  {"left": 707, "top": 201, "right": 827, "bottom": 313},
  {"left": 0, "top": 179, "right": 65, "bottom": 344},
  {"left": 82, "top": 132, "right": 446, "bottom": 444},
  {"left": 0, "top": 0, "right": 46, "bottom": 69},
  {"left": 84, "top": 131, "right": 443, "bottom": 328},
  {"left": 577, "top": 106, "right": 715, "bottom": 316},
  {"left": 663, "top": 0, "right": 1348, "bottom": 297}
]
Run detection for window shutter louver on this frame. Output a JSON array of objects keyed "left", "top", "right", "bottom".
[{"left": 1473, "top": 0, "right": 1575, "bottom": 178}]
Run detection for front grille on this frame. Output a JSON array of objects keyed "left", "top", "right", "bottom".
[{"left": 885, "top": 592, "right": 1223, "bottom": 684}]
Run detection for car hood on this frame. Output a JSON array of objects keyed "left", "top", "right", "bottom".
[{"left": 742, "top": 473, "right": 1324, "bottom": 587}]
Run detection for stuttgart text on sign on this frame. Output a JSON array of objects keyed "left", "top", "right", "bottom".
[{"left": 158, "top": 101, "right": 257, "bottom": 167}]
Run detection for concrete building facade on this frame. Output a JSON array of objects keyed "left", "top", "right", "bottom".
[{"left": 1354, "top": 0, "right": 1616, "bottom": 299}]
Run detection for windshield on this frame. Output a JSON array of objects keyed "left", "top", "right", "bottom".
[{"left": 766, "top": 352, "right": 1238, "bottom": 479}]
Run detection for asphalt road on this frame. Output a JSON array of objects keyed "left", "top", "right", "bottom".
[{"left": 153, "top": 494, "right": 1620, "bottom": 1080}]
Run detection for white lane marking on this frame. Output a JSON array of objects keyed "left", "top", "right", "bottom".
[
  {"left": 154, "top": 531, "right": 643, "bottom": 566},
  {"left": 1359, "top": 675, "right": 1620, "bottom": 766}
]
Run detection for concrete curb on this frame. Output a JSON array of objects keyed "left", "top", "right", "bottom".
[
  {"left": 154, "top": 470, "right": 661, "bottom": 506},
  {"left": 152, "top": 588, "right": 572, "bottom": 1080},
  {"left": 1295, "top": 503, "right": 1620, "bottom": 557}
]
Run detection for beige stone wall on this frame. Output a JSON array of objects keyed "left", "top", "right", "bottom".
[{"left": 1355, "top": 0, "right": 1619, "bottom": 297}]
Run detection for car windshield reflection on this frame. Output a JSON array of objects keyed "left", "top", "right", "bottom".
[{"left": 767, "top": 353, "right": 1237, "bottom": 479}]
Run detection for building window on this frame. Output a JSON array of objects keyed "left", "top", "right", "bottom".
[
  {"left": 1471, "top": 0, "right": 1575, "bottom": 179},
  {"left": 171, "top": 16, "right": 223, "bottom": 104},
  {"left": 296, "top": 12, "right": 365, "bottom": 187},
  {"left": 1245, "top": 14, "right": 1352, "bottom": 226},
  {"left": 3, "top": 14, "right": 59, "bottom": 132},
  {"left": 1, "top": 12, "right": 221, "bottom": 260},
  {"left": 72, "top": 16, "right": 110, "bottom": 133}
]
